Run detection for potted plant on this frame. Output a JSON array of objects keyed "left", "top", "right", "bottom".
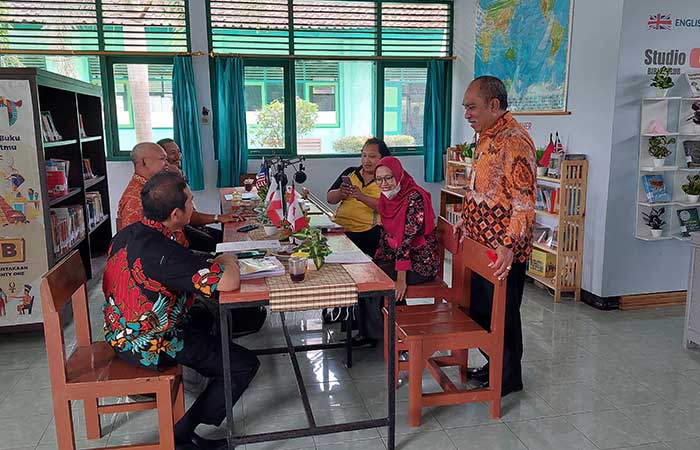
[
  {"left": 682, "top": 174, "right": 700, "bottom": 203},
  {"left": 536, "top": 148, "right": 548, "bottom": 176},
  {"left": 291, "top": 226, "right": 332, "bottom": 270},
  {"left": 456, "top": 140, "right": 475, "bottom": 164},
  {"left": 255, "top": 203, "right": 278, "bottom": 236},
  {"left": 642, "top": 207, "right": 665, "bottom": 238},
  {"left": 651, "top": 66, "right": 674, "bottom": 97},
  {"left": 648, "top": 136, "right": 675, "bottom": 167}
]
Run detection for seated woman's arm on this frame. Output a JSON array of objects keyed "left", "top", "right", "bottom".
[{"left": 395, "top": 192, "right": 425, "bottom": 271}]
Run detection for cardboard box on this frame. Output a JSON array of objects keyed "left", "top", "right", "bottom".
[{"left": 528, "top": 249, "right": 556, "bottom": 278}]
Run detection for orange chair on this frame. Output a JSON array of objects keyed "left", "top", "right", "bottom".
[
  {"left": 239, "top": 173, "right": 257, "bottom": 187},
  {"left": 383, "top": 217, "right": 466, "bottom": 380},
  {"left": 388, "top": 237, "right": 507, "bottom": 426},
  {"left": 41, "top": 251, "right": 185, "bottom": 450}
]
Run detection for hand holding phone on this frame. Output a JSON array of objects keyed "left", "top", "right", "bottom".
[{"left": 341, "top": 175, "right": 352, "bottom": 186}]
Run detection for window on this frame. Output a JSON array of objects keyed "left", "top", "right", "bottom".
[
  {"left": 383, "top": 66, "right": 427, "bottom": 148},
  {"left": 0, "top": 55, "right": 101, "bottom": 85},
  {"left": 210, "top": 1, "right": 452, "bottom": 157},
  {"left": 244, "top": 65, "right": 287, "bottom": 152},
  {"left": 108, "top": 61, "right": 174, "bottom": 154}
]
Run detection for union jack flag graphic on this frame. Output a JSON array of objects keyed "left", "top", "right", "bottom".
[{"left": 648, "top": 14, "right": 672, "bottom": 30}]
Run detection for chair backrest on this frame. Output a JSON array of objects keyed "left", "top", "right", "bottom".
[
  {"left": 460, "top": 237, "right": 507, "bottom": 339},
  {"left": 40, "top": 251, "right": 91, "bottom": 387},
  {"left": 239, "top": 173, "right": 256, "bottom": 187},
  {"left": 436, "top": 217, "right": 464, "bottom": 304}
]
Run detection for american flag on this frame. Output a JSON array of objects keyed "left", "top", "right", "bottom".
[
  {"left": 255, "top": 159, "right": 267, "bottom": 188},
  {"left": 648, "top": 14, "right": 672, "bottom": 30}
]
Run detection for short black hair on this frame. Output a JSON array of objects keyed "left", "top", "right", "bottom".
[
  {"left": 157, "top": 138, "right": 176, "bottom": 147},
  {"left": 363, "top": 137, "right": 391, "bottom": 157},
  {"left": 141, "top": 171, "right": 189, "bottom": 222},
  {"left": 472, "top": 76, "right": 509, "bottom": 111}
]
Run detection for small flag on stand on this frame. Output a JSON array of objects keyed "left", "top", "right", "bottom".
[
  {"left": 266, "top": 175, "right": 284, "bottom": 226},
  {"left": 255, "top": 158, "right": 267, "bottom": 188},
  {"left": 539, "top": 133, "right": 555, "bottom": 167},
  {"left": 286, "top": 187, "right": 309, "bottom": 232}
]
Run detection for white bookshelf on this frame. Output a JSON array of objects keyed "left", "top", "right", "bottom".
[{"left": 636, "top": 96, "right": 700, "bottom": 241}]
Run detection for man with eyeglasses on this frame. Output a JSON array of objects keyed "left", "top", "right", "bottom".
[{"left": 454, "top": 76, "right": 537, "bottom": 397}]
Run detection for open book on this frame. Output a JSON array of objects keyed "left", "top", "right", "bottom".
[{"left": 239, "top": 256, "right": 285, "bottom": 280}]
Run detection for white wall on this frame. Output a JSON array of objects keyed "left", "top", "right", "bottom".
[
  {"left": 602, "top": 0, "right": 700, "bottom": 296},
  {"left": 450, "top": 0, "right": 626, "bottom": 297}
]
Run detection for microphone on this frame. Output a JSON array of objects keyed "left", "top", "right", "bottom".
[{"left": 294, "top": 163, "right": 307, "bottom": 184}]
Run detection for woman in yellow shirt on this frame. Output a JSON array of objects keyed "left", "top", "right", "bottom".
[{"left": 327, "top": 138, "right": 390, "bottom": 256}]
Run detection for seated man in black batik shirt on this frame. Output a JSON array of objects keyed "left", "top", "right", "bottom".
[{"left": 102, "top": 171, "right": 259, "bottom": 450}]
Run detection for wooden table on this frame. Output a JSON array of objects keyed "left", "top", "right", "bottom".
[{"left": 217, "top": 190, "right": 397, "bottom": 450}]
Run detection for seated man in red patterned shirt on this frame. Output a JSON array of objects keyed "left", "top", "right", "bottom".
[{"left": 103, "top": 171, "right": 259, "bottom": 450}]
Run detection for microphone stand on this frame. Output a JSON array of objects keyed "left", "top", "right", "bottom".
[{"left": 267, "top": 156, "right": 306, "bottom": 218}]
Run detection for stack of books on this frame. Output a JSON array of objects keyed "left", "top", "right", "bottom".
[
  {"left": 83, "top": 158, "right": 96, "bottom": 179},
  {"left": 445, "top": 203, "right": 462, "bottom": 225},
  {"left": 85, "top": 192, "right": 105, "bottom": 229},
  {"left": 46, "top": 159, "right": 70, "bottom": 198},
  {"left": 50, "top": 205, "right": 85, "bottom": 257},
  {"left": 536, "top": 186, "right": 560, "bottom": 214},
  {"left": 239, "top": 257, "right": 285, "bottom": 280}
]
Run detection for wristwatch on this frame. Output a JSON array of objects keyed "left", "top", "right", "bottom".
[{"left": 213, "top": 214, "right": 220, "bottom": 223}]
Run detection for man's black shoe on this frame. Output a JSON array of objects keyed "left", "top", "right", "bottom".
[
  {"left": 466, "top": 365, "right": 489, "bottom": 382},
  {"left": 176, "top": 433, "right": 230, "bottom": 450},
  {"left": 351, "top": 336, "right": 378, "bottom": 349},
  {"left": 472, "top": 380, "right": 524, "bottom": 397}
]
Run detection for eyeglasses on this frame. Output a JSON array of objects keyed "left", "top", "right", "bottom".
[{"left": 375, "top": 175, "right": 395, "bottom": 185}]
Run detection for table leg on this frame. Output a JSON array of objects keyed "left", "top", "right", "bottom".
[
  {"left": 345, "top": 305, "right": 353, "bottom": 368},
  {"left": 219, "top": 307, "right": 235, "bottom": 450},
  {"left": 387, "top": 293, "right": 396, "bottom": 450}
]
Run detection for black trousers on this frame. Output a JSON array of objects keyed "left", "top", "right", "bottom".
[
  {"left": 345, "top": 226, "right": 382, "bottom": 257},
  {"left": 357, "top": 260, "right": 433, "bottom": 340},
  {"left": 160, "top": 307, "right": 260, "bottom": 427},
  {"left": 469, "top": 262, "right": 526, "bottom": 389}
]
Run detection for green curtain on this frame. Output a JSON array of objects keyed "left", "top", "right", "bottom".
[
  {"left": 172, "top": 56, "right": 205, "bottom": 190},
  {"left": 214, "top": 57, "right": 248, "bottom": 187},
  {"left": 423, "top": 60, "right": 449, "bottom": 183}
]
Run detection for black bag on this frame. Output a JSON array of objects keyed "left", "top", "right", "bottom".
[{"left": 322, "top": 306, "right": 358, "bottom": 331}]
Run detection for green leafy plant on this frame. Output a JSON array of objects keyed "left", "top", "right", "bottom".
[
  {"left": 257, "top": 182, "right": 269, "bottom": 201},
  {"left": 253, "top": 97, "right": 318, "bottom": 148},
  {"left": 332, "top": 135, "right": 416, "bottom": 153},
  {"left": 642, "top": 207, "right": 665, "bottom": 230},
  {"left": 255, "top": 202, "right": 274, "bottom": 226},
  {"left": 291, "top": 226, "right": 332, "bottom": 270},
  {"left": 651, "top": 66, "right": 674, "bottom": 90},
  {"left": 682, "top": 175, "right": 700, "bottom": 195},
  {"left": 456, "top": 140, "right": 475, "bottom": 160},
  {"left": 648, "top": 136, "right": 675, "bottom": 159}
]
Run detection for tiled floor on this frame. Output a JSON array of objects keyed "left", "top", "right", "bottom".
[{"left": 2, "top": 275, "right": 700, "bottom": 450}]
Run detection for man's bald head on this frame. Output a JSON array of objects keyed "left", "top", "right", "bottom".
[{"left": 131, "top": 142, "right": 167, "bottom": 179}]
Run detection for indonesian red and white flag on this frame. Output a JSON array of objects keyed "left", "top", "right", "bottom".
[
  {"left": 286, "top": 187, "right": 309, "bottom": 232},
  {"left": 266, "top": 176, "right": 284, "bottom": 226}
]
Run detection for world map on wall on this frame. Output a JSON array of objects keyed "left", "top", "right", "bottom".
[{"left": 475, "top": 0, "right": 572, "bottom": 112}]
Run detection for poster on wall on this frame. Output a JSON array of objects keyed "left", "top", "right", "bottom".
[
  {"left": 0, "top": 80, "right": 48, "bottom": 326},
  {"left": 474, "top": 0, "right": 573, "bottom": 113}
]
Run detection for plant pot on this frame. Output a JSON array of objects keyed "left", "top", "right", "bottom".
[
  {"left": 537, "top": 167, "right": 548, "bottom": 176},
  {"left": 656, "top": 88, "right": 670, "bottom": 98},
  {"left": 650, "top": 229, "right": 663, "bottom": 238},
  {"left": 264, "top": 225, "right": 278, "bottom": 236},
  {"left": 651, "top": 158, "right": 666, "bottom": 168},
  {"left": 688, "top": 194, "right": 700, "bottom": 203}
]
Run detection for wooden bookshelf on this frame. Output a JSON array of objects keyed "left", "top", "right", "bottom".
[{"left": 0, "top": 68, "right": 112, "bottom": 329}]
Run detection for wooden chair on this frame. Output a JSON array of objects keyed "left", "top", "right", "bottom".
[
  {"left": 239, "top": 173, "right": 256, "bottom": 187},
  {"left": 387, "top": 237, "right": 507, "bottom": 426},
  {"left": 382, "top": 217, "right": 465, "bottom": 379},
  {"left": 41, "top": 251, "right": 185, "bottom": 450}
]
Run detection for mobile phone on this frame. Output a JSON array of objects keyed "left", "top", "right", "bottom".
[
  {"left": 341, "top": 175, "right": 352, "bottom": 186},
  {"left": 237, "top": 224, "right": 259, "bottom": 233},
  {"left": 486, "top": 249, "right": 497, "bottom": 264}
]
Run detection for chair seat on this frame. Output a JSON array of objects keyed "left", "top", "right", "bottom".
[
  {"left": 396, "top": 306, "right": 487, "bottom": 341},
  {"left": 405, "top": 279, "right": 449, "bottom": 298},
  {"left": 66, "top": 342, "right": 178, "bottom": 385}
]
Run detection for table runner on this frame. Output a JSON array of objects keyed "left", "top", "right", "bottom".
[{"left": 265, "top": 263, "right": 358, "bottom": 312}]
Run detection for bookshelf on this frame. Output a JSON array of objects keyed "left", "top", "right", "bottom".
[
  {"left": 440, "top": 158, "right": 588, "bottom": 303},
  {"left": 0, "top": 68, "right": 112, "bottom": 329},
  {"left": 636, "top": 96, "right": 700, "bottom": 241}
]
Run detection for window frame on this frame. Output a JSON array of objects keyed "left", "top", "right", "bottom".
[
  {"left": 303, "top": 81, "right": 340, "bottom": 128},
  {"left": 103, "top": 55, "right": 175, "bottom": 160}
]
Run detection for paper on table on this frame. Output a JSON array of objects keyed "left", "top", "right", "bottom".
[
  {"left": 324, "top": 251, "right": 372, "bottom": 264},
  {"left": 224, "top": 193, "right": 233, "bottom": 201},
  {"left": 216, "top": 240, "right": 281, "bottom": 253}
]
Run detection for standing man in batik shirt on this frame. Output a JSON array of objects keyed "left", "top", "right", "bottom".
[
  {"left": 103, "top": 171, "right": 259, "bottom": 450},
  {"left": 454, "top": 76, "right": 537, "bottom": 396}
]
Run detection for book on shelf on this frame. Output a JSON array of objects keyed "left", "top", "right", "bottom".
[
  {"left": 641, "top": 174, "right": 671, "bottom": 203},
  {"left": 536, "top": 186, "right": 560, "bottom": 214},
  {"left": 85, "top": 191, "right": 105, "bottom": 229},
  {"left": 40, "top": 111, "right": 62, "bottom": 142},
  {"left": 677, "top": 207, "right": 700, "bottom": 237},
  {"left": 46, "top": 159, "right": 70, "bottom": 198},
  {"left": 239, "top": 256, "right": 285, "bottom": 280},
  {"left": 82, "top": 158, "right": 96, "bottom": 179},
  {"left": 79, "top": 114, "right": 87, "bottom": 139},
  {"left": 532, "top": 222, "right": 552, "bottom": 245},
  {"left": 50, "top": 205, "right": 85, "bottom": 257},
  {"left": 444, "top": 203, "right": 463, "bottom": 225}
]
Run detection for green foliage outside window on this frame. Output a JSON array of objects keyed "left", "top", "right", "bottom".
[{"left": 253, "top": 97, "right": 318, "bottom": 148}]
